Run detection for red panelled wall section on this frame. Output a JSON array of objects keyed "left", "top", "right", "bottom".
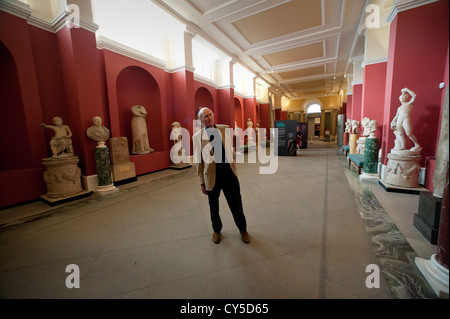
[{"left": 0, "top": 10, "right": 271, "bottom": 207}]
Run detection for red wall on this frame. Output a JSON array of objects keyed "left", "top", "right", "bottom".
[
  {"left": 346, "top": 94, "right": 353, "bottom": 121},
  {"left": 351, "top": 84, "right": 363, "bottom": 134},
  {"left": 361, "top": 63, "right": 387, "bottom": 140}
]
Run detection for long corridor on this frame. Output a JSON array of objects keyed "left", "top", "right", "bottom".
[{"left": 0, "top": 141, "right": 437, "bottom": 300}]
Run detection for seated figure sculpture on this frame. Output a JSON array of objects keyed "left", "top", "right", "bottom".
[
  {"left": 390, "top": 88, "right": 421, "bottom": 151},
  {"left": 40, "top": 117, "right": 74, "bottom": 157}
]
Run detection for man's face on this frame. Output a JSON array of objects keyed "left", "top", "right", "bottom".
[{"left": 201, "top": 110, "right": 215, "bottom": 128}]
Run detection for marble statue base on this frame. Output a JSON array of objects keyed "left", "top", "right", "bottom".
[
  {"left": 349, "top": 133, "right": 359, "bottom": 154},
  {"left": 94, "top": 144, "right": 117, "bottom": 193},
  {"left": 343, "top": 132, "right": 349, "bottom": 146},
  {"left": 363, "top": 137, "right": 379, "bottom": 174},
  {"left": 41, "top": 156, "right": 84, "bottom": 198},
  {"left": 415, "top": 254, "right": 449, "bottom": 298},
  {"left": 112, "top": 162, "right": 137, "bottom": 185},
  {"left": 356, "top": 137, "right": 366, "bottom": 154},
  {"left": 383, "top": 149, "right": 422, "bottom": 188},
  {"left": 413, "top": 191, "right": 442, "bottom": 244}
]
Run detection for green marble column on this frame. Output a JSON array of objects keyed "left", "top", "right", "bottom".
[
  {"left": 363, "top": 137, "right": 379, "bottom": 174},
  {"left": 95, "top": 147, "right": 113, "bottom": 186}
]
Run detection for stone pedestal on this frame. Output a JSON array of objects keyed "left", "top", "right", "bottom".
[
  {"left": 413, "top": 191, "right": 441, "bottom": 244},
  {"left": 349, "top": 133, "right": 359, "bottom": 154},
  {"left": 356, "top": 137, "right": 366, "bottom": 154},
  {"left": 41, "top": 156, "right": 90, "bottom": 205},
  {"left": 95, "top": 142, "right": 116, "bottom": 193},
  {"left": 383, "top": 149, "right": 421, "bottom": 188},
  {"left": 343, "top": 132, "right": 349, "bottom": 146},
  {"left": 110, "top": 137, "right": 137, "bottom": 185},
  {"left": 363, "top": 137, "right": 379, "bottom": 174},
  {"left": 337, "top": 114, "right": 344, "bottom": 146}
]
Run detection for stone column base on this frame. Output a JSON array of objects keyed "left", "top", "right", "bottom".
[{"left": 415, "top": 254, "right": 449, "bottom": 298}]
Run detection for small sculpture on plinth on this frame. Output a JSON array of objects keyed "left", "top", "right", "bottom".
[
  {"left": 40, "top": 117, "right": 74, "bottom": 158},
  {"left": 40, "top": 117, "right": 86, "bottom": 203},
  {"left": 87, "top": 116, "right": 116, "bottom": 193},
  {"left": 131, "top": 105, "right": 155, "bottom": 155}
]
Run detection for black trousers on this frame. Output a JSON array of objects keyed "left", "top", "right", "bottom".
[{"left": 207, "top": 164, "right": 247, "bottom": 233}]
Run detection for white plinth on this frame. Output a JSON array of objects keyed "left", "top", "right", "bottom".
[{"left": 415, "top": 254, "right": 449, "bottom": 298}]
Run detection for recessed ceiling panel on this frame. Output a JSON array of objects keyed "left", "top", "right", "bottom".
[
  {"left": 263, "top": 42, "right": 324, "bottom": 66},
  {"left": 278, "top": 65, "right": 325, "bottom": 80},
  {"left": 289, "top": 79, "right": 326, "bottom": 91},
  {"left": 231, "top": 0, "right": 322, "bottom": 44},
  {"left": 186, "top": 0, "right": 236, "bottom": 15}
]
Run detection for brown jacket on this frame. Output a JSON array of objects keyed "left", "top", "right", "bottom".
[{"left": 192, "top": 124, "right": 237, "bottom": 191}]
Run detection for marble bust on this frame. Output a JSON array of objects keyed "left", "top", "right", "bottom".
[
  {"left": 86, "top": 116, "right": 110, "bottom": 146},
  {"left": 40, "top": 117, "right": 74, "bottom": 157},
  {"left": 131, "top": 105, "right": 155, "bottom": 154},
  {"left": 351, "top": 120, "right": 359, "bottom": 134},
  {"left": 345, "top": 119, "right": 351, "bottom": 133},
  {"left": 361, "top": 117, "right": 371, "bottom": 137}
]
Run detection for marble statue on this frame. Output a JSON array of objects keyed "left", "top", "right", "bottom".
[
  {"left": 131, "top": 105, "right": 155, "bottom": 154},
  {"left": 246, "top": 118, "right": 255, "bottom": 145},
  {"left": 361, "top": 117, "right": 371, "bottom": 137},
  {"left": 40, "top": 117, "right": 74, "bottom": 157},
  {"left": 390, "top": 88, "right": 421, "bottom": 151},
  {"left": 368, "top": 120, "right": 378, "bottom": 138},
  {"left": 351, "top": 120, "right": 359, "bottom": 134},
  {"left": 170, "top": 121, "right": 191, "bottom": 169},
  {"left": 40, "top": 117, "right": 84, "bottom": 201},
  {"left": 86, "top": 116, "right": 110, "bottom": 146},
  {"left": 345, "top": 119, "right": 351, "bottom": 133}
]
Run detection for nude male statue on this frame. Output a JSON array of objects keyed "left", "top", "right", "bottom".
[{"left": 390, "top": 88, "right": 421, "bottom": 151}]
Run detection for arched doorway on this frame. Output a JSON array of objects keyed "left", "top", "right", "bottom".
[{"left": 303, "top": 99, "right": 322, "bottom": 139}]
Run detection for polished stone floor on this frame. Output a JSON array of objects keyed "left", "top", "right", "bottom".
[{"left": 0, "top": 140, "right": 438, "bottom": 299}]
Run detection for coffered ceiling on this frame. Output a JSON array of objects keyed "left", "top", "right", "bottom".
[{"left": 153, "top": 0, "right": 378, "bottom": 100}]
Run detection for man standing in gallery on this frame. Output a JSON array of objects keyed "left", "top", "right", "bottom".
[{"left": 193, "top": 107, "right": 250, "bottom": 244}]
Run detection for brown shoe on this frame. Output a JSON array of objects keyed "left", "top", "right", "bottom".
[
  {"left": 212, "top": 232, "right": 221, "bottom": 244},
  {"left": 240, "top": 231, "right": 250, "bottom": 244}
]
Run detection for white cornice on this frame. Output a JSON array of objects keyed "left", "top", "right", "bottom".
[
  {"left": 361, "top": 57, "right": 388, "bottom": 68},
  {"left": 193, "top": 74, "right": 217, "bottom": 88},
  {"left": 351, "top": 81, "right": 363, "bottom": 86},
  {"left": 1, "top": 1, "right": 98, "bottom": 34},
  {"left": 0, "top": 0, "right": 30, "bottom": 20},
  {"left": 167, "top": 65, "right": 196, "bottom": 73},
  {"left": 96, "top": 36, "right": 167, "bottom": 70},
  {"left": 387, "top": 0, "right": 439, "bottom": 23}
]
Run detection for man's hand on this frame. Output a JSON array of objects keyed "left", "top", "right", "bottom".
[{"left": 201, "top": 184, "right": 208, "bottom": 195}]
